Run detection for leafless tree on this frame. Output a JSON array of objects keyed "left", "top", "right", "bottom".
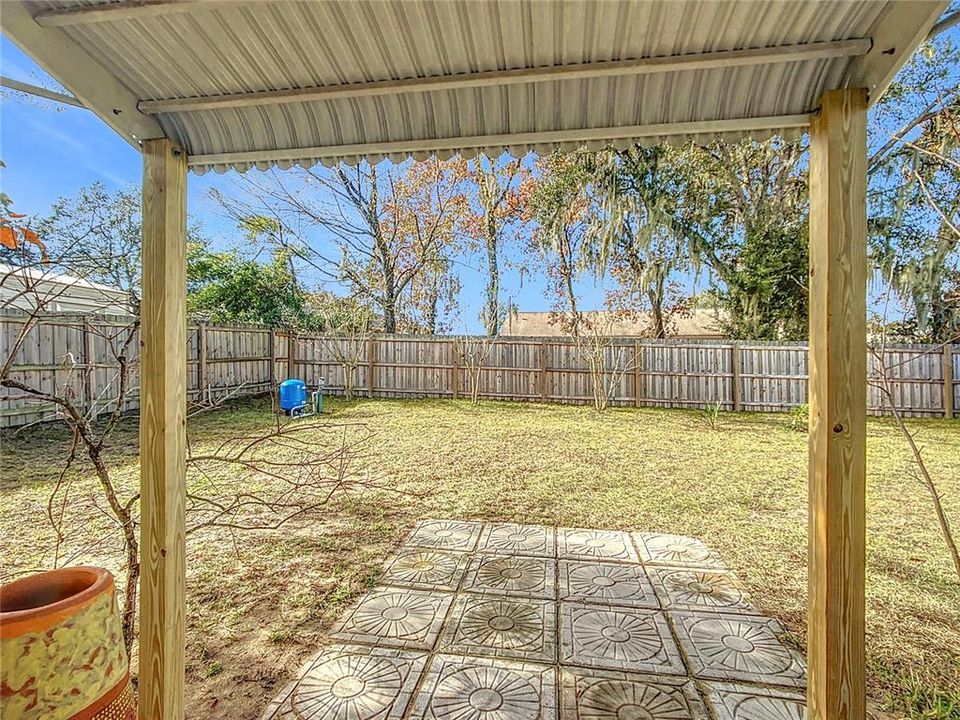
[
  {"left": 453, "top": 336, "right": 496, "bottom": 405},
  {"left": 870, "top": 341, "right": 960, "bottom": 581},
  {"left": 1, "top": 256, "right": 372, "bottom": 655}
]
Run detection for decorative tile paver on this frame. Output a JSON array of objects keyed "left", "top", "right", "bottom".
[
  {"left": 633, "top": 533, "right": 725, "bottom": 568},
  {"left": 263, "top": 644, "right": 428, "bottom": 720},
  {"left": 649, "top": 567, "right": 754, "bottom": 614},
  {"left": 409, "top": 654, "right": 558, "bottom": 720},
  {"left": 701, "top": 682, "right": 807, "bottom": 720},
  {"left": 330, "top": 587, "right": 452, "bottom": 650},
  {"left": 380, "top": 548, "right": 469, "bottom": 591},
  {"left": 559, "top": 560, "right": 658, "bottom": 609},
  {"left": 439, "top": 595, "right": 557, "bottom": 663},
  {"left": 263, "top": 520, "right": 808, "bottom": 720},
  {"left": 463, "top": 554, "right": 556, "bottom": 599},
  {"left": 559, "top": 529, "right": 639, "bottom": 562},
  {"left": 479, "top": 522, "right": 556, "bottom": 557},
  {"left": 560, "top": 667, "right": 708, "bottom": 720},
  {"left": 669, "top": 612, "right": 806, "bottom": 687},
  {"left": 407, "top": 519, "right": 483, "bottom": 551},
  {"left": 560, "top": 603, "right": 685, "bottom": 675}
]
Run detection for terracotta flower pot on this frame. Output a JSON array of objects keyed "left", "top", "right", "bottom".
[{"left": 1, "top": 566, "right": 134, "bottom": 720}]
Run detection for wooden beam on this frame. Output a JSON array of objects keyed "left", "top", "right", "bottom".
[
  {"left": 807, "top": 87, "right": 868, "bottom": 720},
  {"left": 188, "top": 114, "right": 810, "bottom": 169},
  {"left": 0, "top": 75, "right": 85, "bottom": 108},
  {"left": 0, "top": 1, "right": 164, "bottom": 144},
  {"left": 139, "top": 137, "right": 187, "bottom": 720},
  {"left": 844, "top": 1, "right": 947, "bottom": 104},
  {"left": 33, "top": 0, "right": 219, "bottom": 27},
  {"left": 140, "top": 39, "right": 871, "bottom": 115}
]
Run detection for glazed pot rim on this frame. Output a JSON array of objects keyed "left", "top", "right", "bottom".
[{"left": 0, "top": 566, "right": 113, "bottom": 623}]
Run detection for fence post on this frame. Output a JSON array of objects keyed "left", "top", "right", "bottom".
[
  {"left": 731, "top": 342, "right": 742, "bottom": 412},
  {"left": 82, "top": 318, "right": 95, "bottom": 416},
  {"left": 289, "top": 331, "right": 297, "bottom": 381},
  {"left": 945, "top": 345, "right": 955, "bottom": 420},
  {"left": 368, "top": 335, "right": 376, "bottom": 398},
  {"left": 197, "top": 323, "right": 207, "bottom": 404},
  {"left": 539, "top": 340, "right": 548, "bottom": 402},
  {"left": 451, "top": 339, "right": 459, "bottom": 400},
  {"left": 634, "top": 340, "right": 643, "bottom": 408},
  {"left": 268, "top": 328, "right": 276, "bottom": 387}
]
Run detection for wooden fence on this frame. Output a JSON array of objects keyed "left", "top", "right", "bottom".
[{"left": 1, "top": 310, "right": 956, "bottom": 427}]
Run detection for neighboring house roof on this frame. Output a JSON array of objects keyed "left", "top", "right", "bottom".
[
  {"left": 504, "top": 310, "right": 724, "bottom": 338},
  {"left": 0, "top": 263, "right": 135, "bottom": 316}
]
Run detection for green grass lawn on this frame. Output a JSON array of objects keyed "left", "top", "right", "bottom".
[{"left": 2, "top": 397, "right": 959, "bottom": 719}]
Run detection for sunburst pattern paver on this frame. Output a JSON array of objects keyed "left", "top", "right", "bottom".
[
  {"left": 479, "top": 523, "right": 556, "bottom": 557},
  {"left": 330, "top": 588, "right": 451, "bottom": 650},
  {"left": 649, "top": 568, "right": 755, "bottom": 614},
  {"left": 560, "top": 560, "right": 659, "bottom": 609},
  {"left": 670, "top": 612, "right": 806, "bottom": 687},
  {"left": 701, "top": 683, "right": 807, "bottom": 720},
  {"left": 264, "top": 645, "right": 427, "bottom": 720},
  {"left": 634, "top": 533, "right": 725, "bottom": 568},
  {"left": 463, "top": 554, "right": 556, "bottom": 599},
  {"left": 439, "top": 596, "right": 557, "bottom": 663},
  {"left": 380, "top": 548, "right": 469, "bottom": 591},
  {"left": 559, "top": 528, "right": 639, "bottom": 562},
  {"left": 561, "top": 667, "right": 708, "bottom": 720},
  {"left": 262, "top": 521, "right": 807, "bottom": 720}
]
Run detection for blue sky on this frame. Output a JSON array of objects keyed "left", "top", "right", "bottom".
[
  {"left": 2, "top": 23, "right": 956, "bottom": 332},
  {"left": 2, "top": 36, "right": 618, "bottom": 333}
]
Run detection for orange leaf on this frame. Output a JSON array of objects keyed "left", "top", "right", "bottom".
[
  {"left": 22, "top": 228, "right": 49, "bottom": 259},
  {"left": 0, "top": 226, "right": 17, "bottom": 250},
  {"left": 7, "top": 212, "right": 27, "bottom": 219}
]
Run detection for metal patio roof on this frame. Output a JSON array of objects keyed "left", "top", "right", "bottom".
[{"left": 1, "top": 0, "right": 948, "bottom": 174}]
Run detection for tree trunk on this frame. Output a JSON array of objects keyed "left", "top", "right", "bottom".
[{"left": 484, "top": 218, "right": 500, "bottom": 336}]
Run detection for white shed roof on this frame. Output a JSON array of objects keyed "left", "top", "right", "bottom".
[
  {"left": 0, "top": 263, "right": 135, "bottom": 315},
  {"left": 2, "top": 1, "right": 948, "bottom": 173}
]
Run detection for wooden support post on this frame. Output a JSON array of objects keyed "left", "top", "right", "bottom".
[
  {"left": 368, "top": 336, "right": 376, "bottom": 398},
  {"left": 634, "top": 341, "right": 643, "bottom": 408},
  {"left": 139, "top": 137, "right": 187, "bottom": 720},
  {"left": 196, "top": 323, "right": 207, "bottom": 403},
  {"left": 944, "top": 345, "right": 954, "bottom": 419},
  {"left": 731, "top": 343, "right": 742, "bottom": 412},
  {"left": 451, "top": 340, "right": 459, "bottom": 400},
  {"left": 807, "top": 87, "right": 867, "bottom": 720},
  {"left": 539, "top": 340, "right": 549, "bottom": 402}
]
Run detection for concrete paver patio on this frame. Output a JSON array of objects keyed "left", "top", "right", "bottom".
[{"left": 262, "top": 520, "right": 807, "bottom": 720}]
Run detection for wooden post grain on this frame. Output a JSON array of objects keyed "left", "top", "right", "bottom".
[
  {"left": 731, "top": 343, "right": 742, "bottom": 411},
  {"left": 807, "top": 87, "right": 867, "bottom": 720},
  {"left": 139, "top": 137, "right": 187, "bottom": 720},
  {"left": 944, "top": 345, "right": 955, "bottom": 419}
]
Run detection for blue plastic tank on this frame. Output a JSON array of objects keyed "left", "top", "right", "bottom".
[{"left": 279, "top": 379, "right": 307, "bottom": 412}]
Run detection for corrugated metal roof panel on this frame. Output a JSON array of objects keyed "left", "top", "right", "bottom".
[{"left": 13, "top": 1, "right": 935, "bottom": 172}]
